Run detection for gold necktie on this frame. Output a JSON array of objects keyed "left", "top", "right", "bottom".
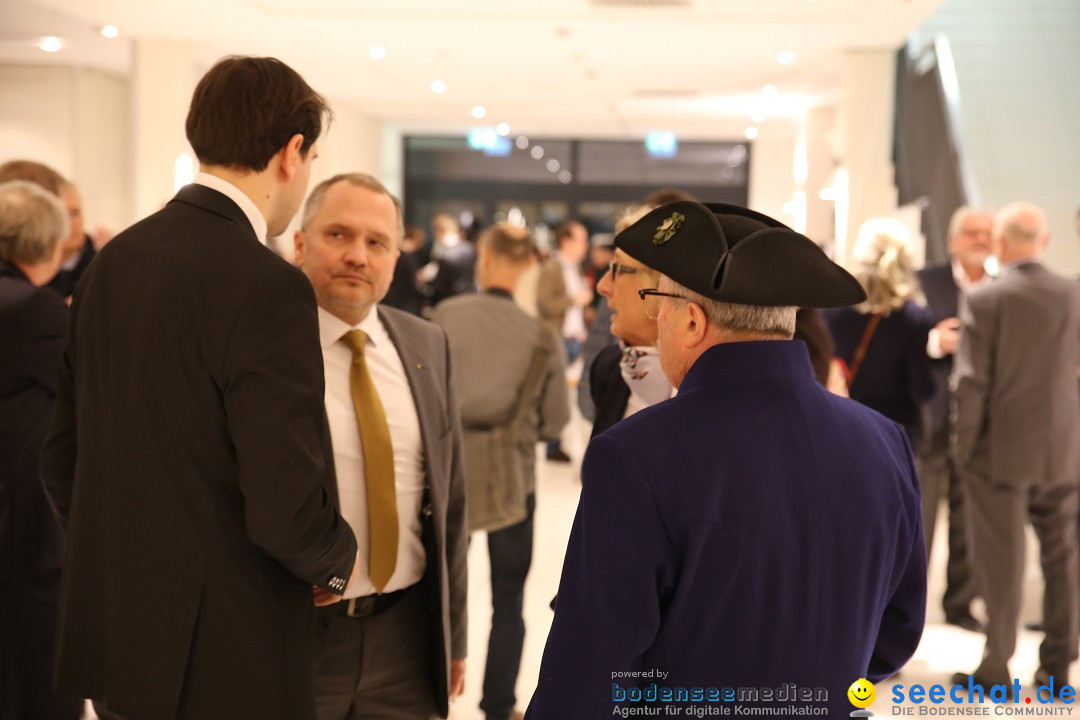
[{"left": 341, "top": 329, "right": 398, "bottom": 593}]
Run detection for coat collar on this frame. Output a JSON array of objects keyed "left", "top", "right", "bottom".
[
  {"left": 168, "top": 184, "right": 260, "bottom": 243},
  {"left": 679, "top": 340, "right": 817, "bottom": 392},
  {"left": 0, "top": 260, "right": 30, "bottom": 283}
]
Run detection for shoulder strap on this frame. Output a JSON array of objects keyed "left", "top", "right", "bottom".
[
  {"left": 846, "top": 313, "right": 882, "bottom": 385},
  {"left": 509, "top": 337, "right": 553, "bottom": 431}
]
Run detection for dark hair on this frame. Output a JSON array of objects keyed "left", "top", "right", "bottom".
[
  {"left": 554, "top": 220, "right": 584, "bottom": 245},
  {"left": 185, "top": 56, "right": 331, "bottom": 172},
  {"left": 0, "top": 160, "right": 66, "bottom": 196}
]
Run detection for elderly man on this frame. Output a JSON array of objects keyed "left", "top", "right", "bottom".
[
  {"left": 527, "top": 202, "right": 926, "bottom": 719},
  {"left": 294, "top": 173, "right": 468, "bottom": 720},
  {"left": 0, "top": 180, "right": 80, "bottom": 720},
  {"left": 917, "top": 206, "right": 994, "bottom": 633},
  {"left": 951, "top": 202, "right": 1080, "bottom": 694},
  {"left": 40, "top": 57, "right": 359, "bottom": 720}
]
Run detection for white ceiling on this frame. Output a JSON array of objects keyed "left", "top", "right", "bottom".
[{"left": 2, "top": 0, "right": 943, "bottom": 138}]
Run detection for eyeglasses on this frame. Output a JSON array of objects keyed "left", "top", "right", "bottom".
[
  {"left": 607, "top": 260, "right": 640, "bottom": 280},
  {"left": 638, "top": 288, "right": 691, "bottom": 320}
]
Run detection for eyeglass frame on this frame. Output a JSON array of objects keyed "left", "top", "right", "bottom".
[
  {"left": 637, "top": 288, "right": 692, "bottom": 320},
  {"left": 607, "top": 260, "right": 641, "bottom": 280}
]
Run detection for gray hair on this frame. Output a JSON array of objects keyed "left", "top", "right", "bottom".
[
  {"left": 660, "top": 276, "right": 797, "bottom": 338},
  {"left": 994, "top": 201, "right": 1047, "bottom": 245},
  {"left": 301, "top": 173, "right": 403, "bottom": 241},
  {"left": 947, "top": 205, "right": 990, "bottom": 240},
  {"left": 0, "top": 180, "right": 68, "bottom": 265},
  {"left": 851, "top": 217, "right": 924, "bottom": 315}
]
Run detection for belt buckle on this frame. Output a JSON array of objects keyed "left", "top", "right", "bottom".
[{"left": 346, "top": 595, "right": 377, "bottom": 618}]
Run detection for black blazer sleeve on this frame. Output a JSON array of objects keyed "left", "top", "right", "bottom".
[{"left": 221, "top": 264, "right": 356, "bottom": 590}]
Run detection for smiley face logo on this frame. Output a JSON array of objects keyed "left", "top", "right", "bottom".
[{"left": 848, "top": 678, "right": 876, "bottom": 708}]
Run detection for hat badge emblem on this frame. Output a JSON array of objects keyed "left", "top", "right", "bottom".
[{"left": 653, "top": 211, "right": 685, "bottom": 245}]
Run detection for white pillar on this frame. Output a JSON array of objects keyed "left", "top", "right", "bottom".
[
  {"left": 133, "top": 39, "right": 197, "bottom": 221},
  {"left": 838, "top": 50, "right": 899, "bottom": 264},
  {"left": 803, "top": 106, "right": 836, "bottom": 250}
]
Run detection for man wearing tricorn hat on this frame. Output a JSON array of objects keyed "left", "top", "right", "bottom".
[{"left": 527, "top": 202, "right": 927, "bottom": 719}]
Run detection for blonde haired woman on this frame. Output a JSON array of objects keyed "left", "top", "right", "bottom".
[{"left": 824, "top": 217, "right": 936, "bottom": 450}]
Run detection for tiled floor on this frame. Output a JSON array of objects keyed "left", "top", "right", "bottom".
[{"left": 85, "top": 397, "right": 1075, "bottom": 718}]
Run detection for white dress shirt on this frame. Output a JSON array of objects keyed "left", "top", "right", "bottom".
[
  {"left": 926, "top": 259, "right": 993, "bottom": 359},
  {"left": 192, "top": 172, "right": 268, "bottom": 245},
  {"left": 555, "top": 251, "right": 587, "bottom": 341},
  {"left": 319, "top": 307, "right": 427, "bottom": 597}
]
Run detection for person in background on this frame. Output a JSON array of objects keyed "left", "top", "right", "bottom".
[
  {"left": 823, "top": 217, "right": 935, "bottom": 450},
  {"left": 294, "top": 173, "right": 468, "bottom": 719},
  {"left": 916, "top": 206, "right": 993, "bottom": 634},
  {"left": 47, "top": 180, "right": 97, "bottom": 299},
  {"left": 0, "top": 180, "right": 82, "bottom": 720},
  {"left": 382, "top": 224, "right": 427, "bottom": 316},
  {"left": 424, "top": 212, "right": 476, "bottom": 305},
  {"left": 433, "top": 224, "right": 569, "bottom": 720},
  {"left": 537, "top": 220, "right": 592, "bottom": 463},
  {"left": 951, "top": 202, "right": 1080, "bottom": 696}
]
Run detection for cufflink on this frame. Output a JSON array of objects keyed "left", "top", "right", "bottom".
[{"left": 328, "top": 576, "right": 347, "bottom": 593}]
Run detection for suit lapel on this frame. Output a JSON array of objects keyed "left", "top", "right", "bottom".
[{"left": 377, "top": 307, "right": 441, "bottom": 475}]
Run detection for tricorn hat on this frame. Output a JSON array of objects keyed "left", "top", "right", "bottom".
[{"left": 614, "top": 201, "right": 865, "bottom": 308}]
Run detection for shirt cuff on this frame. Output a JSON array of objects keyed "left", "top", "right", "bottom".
[{"left": 926, "top": 327, "right": 945, "bottom": 359}]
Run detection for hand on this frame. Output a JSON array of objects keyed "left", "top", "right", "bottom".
[
  {"left": 936, "top": 317, "right": 961, "bottom": 355},
  {"left": 312, "top": 586, "right": 343, "bottom": 607},
  {"left": 313, "top": 552, "right": 363, "bottom": 607},
  {"left": 450, "top": 659, "right": 466, "bottom": 699}
]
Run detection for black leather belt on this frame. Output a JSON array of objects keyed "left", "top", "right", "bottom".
[{"left": 342, "top": 582, "right": 416, "bottom": 619}]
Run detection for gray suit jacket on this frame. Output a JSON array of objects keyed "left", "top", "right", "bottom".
[
  {"left": 952, "top": 261, "right": 1080, "bottom": 485},
  {"left": 432, "top": 291, "right": 569, "bottom": 495},
  {"left": 376, "top": 305, "right": 468, "bottom": 714}
]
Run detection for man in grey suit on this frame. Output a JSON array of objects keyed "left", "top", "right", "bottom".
[
  {"left": 294, "top": 173, "right": 468, "bottom": 719},
  {"left": 952, "top": 201, "right": 1080, "bottom": 692},
  {"left": 433, "top": 224, "right": 569, "bottom": 720}
]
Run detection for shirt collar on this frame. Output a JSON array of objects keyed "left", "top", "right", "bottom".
[
  {"left": 193, "top": 172, "right": 268, "bottom": 245},
  {"left": 318, "top": 306, "right": 383, "bottom": 352},
  {"left": 950, "top": 258, "right": 992, "bottom": 293}
]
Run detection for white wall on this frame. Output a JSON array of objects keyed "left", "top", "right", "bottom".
[
  {"left": 748, "top": 121, "right": 799, "bottom": 229},
  {"left": 0, "top": 64, "right": 133, "bottom": 234},
  {"left": 919, "top": 0, "right": 1080, "bottom": 274}
]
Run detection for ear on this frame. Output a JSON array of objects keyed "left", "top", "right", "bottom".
[
  {"left": 683, "top": 301, "right": 709, "bottom": 348},
  {"left": 279, "top": 133, "right": 306, "bottom": 181},
  {"left": 293, "top": 229, "right": 306, "bottom": 268}
]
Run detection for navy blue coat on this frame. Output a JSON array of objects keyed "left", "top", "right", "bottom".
[{"left": 528, "top": 341, "right": 926, "bottom": 719}]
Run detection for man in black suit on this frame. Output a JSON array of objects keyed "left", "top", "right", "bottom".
[
  {"left": 917, "top": 205, "right": 993, "bottom": 633},
  {"left": 0, "top": 179, "right": 82, "bottom": 720},
  {"left": 40, "top": 56, "right": 360, "bottom": 720}
]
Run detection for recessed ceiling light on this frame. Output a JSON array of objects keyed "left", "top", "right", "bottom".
[
  {"left": 495, "top": 122, "right": 510, "bottom": 136},
  {"left": 430, "top": 80, "right": 447, "bottom": 94},
  {"left": 777, "top": 51, "right": 796, "bottom": 65},
  {"left": 369, "top": 46, "right": 386, "bottom": 60},
  {"left": 531, "top": 145, "right": 545, "bottom": 159},
  {"left": 40, "top": 36, "right": 63, "bottom": 53},
  {"left": 472, "top": 105, "right": 486, "bottom": 119},
  {"left": 745, "top": 126, "right": 760, "bottom": 140},
  {"left": 762, "top": 84, "right": 778, "bottom": 96},
  {"left": 546, "top": 159, "right": 561, "bottom": 173},
  {"left": 558, "top": 170, "right": 573, "bottom": 184},
  {"left": 100, "top": 25, "right": 118, "bottom": 39},
  {"left": 515, "top": 136, "right": 529, "bottom": 150}
]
